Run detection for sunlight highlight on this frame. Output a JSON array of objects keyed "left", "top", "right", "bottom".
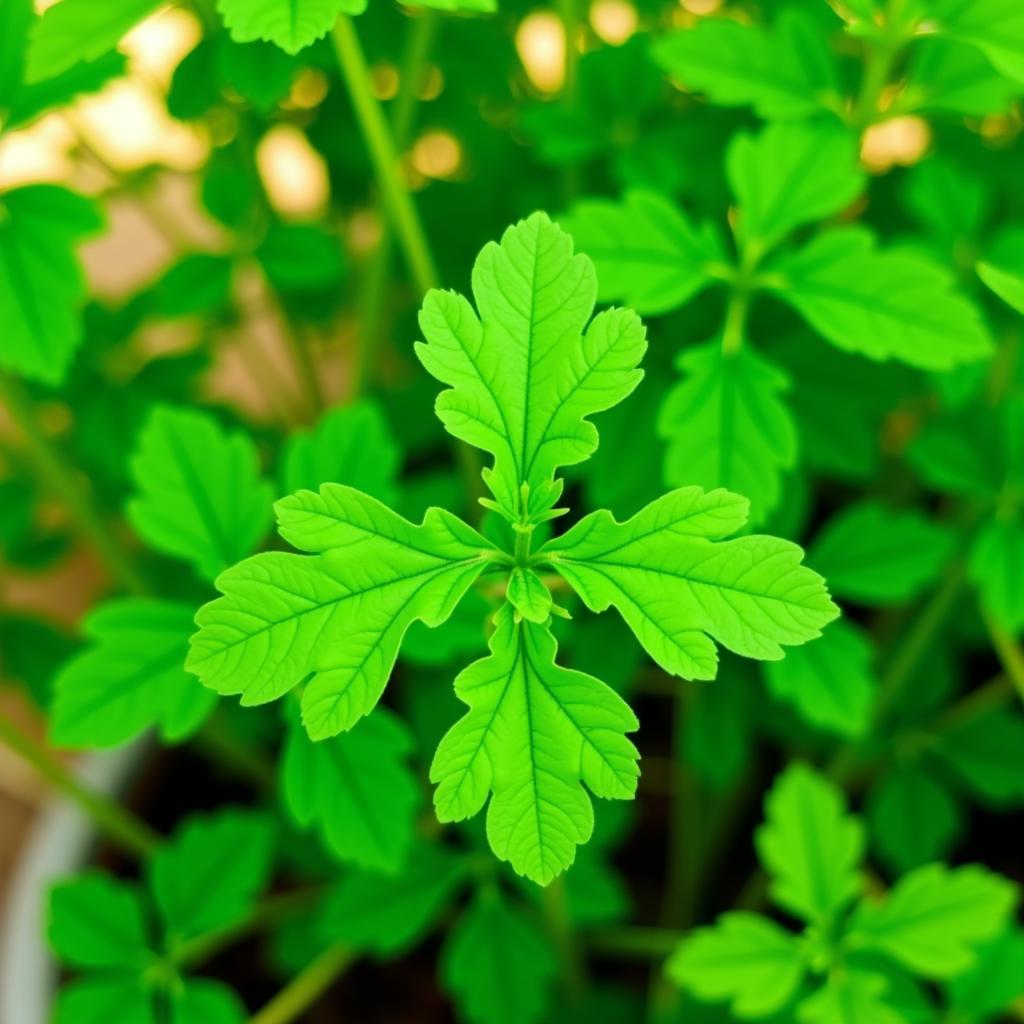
[
  {"left": 516, "top": 12, "right": 566, "bottom": 93},
  {"left": 256, "top": 125, "right": 330, "bottom": 218}
]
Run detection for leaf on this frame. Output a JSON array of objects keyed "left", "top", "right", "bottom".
[
  {"left": 48, "top": 873, "right": 148, "bottom": 969},
  {"left": 281, "top": 705, "right": 419, "bottom": 871},
  {"left": 153, "top": 254, "right": 234, "bottom": 318},
  {"left": 848, "top": 864, "right": 1017, "bottom": 978},
  {"left": 128, "top": 405, "right": 273, "bottom": 582},
  {"left": 667, "top": 912, "right": 806, "bottom": 1018},
  {"left": 321, "top": 840, "right": 466, "bottom": 954},
  {"left": 280, "top": 400, "right": 400, "bottom": 501},
  {"left": 26, "top": 0, "right": 161, "bottom": 82},
  {"left": 932, "top": 0, "right": 1024, "bottom": 84},
  {"left": 0, "top": 0, "right": 31, "bottom": 108},
  {"left": 867, "top": 766, "right": 960, "bottom": 874},
  {"left": 174, "top": 980, "right": 247, "bottom": 1024},
  {"left": 904, "top": 38, "right": 1019, "bottom": 117},
  {"left": 978, "top": 260, "right": 1024, "bottom": 315},
  {"left": 969, "top": 518, "right": 1024, "bottom": 630},
  {"left": 506, "top": 566, "right": 553, "bottom": 624},
  {"left": 755, "top": 763, "right": 864, "bottom": 925},
  {"left": 797, "top": 970, "right": 906, "bottom": 1024},
  {"left": 431, "top": 604, "right": 639, "bottom": 885},
  {"left": 560, "top": 190, "right": 724, "bottom": 315},
  {"left": 188, "top": 485, "right": 495, "bottom": 739},
  {"left": 934, "top": 708, "right": 1024, "bottom": 805},
  {"left": 218, "top": 0, "right": 365, "bottom": 56},
  {"left": 727, "top": 121, "right": 864, "bottom": 252},
  {"left": 765, "top": 228, "right": 993, "bottom": 371},
  {"left": 540, "top": 487, "right": 838, "bottom": 682},
  {"left": 658, "top": 341, "right": 797, "bottom": 527},
  {"left": 51, "top": 598, "right": 215, "bottom": 749},
  {"left": 53, "top": 978, "right": 153, "bottom": 1024},
  {"left": 0, "top": 185, "right": 103, "bottom": 384},
  {"left": 150, "top": 810, "right": 274, "bottom": 943},
  {"left": 217, "top": 37, "right": 297, "bottom": 112},
  {"left": 808, "top": 502, "right": 955, "bottom": 606},
  {"left": 764, "top": 619, "right": 877, "bottom": 738},
  {"left": 651, "top": 8, "right": 841, "bottom": 120},
  {"left": 258, "top": 221, "right": 347, "bottom": 293},
  {"left": 442, "top": 889, "right": 558, "bottom": 1024},
  {"left": 948, "top": 927, "right": 1024, "bottom": 1019},
  {"left": 415, "top": 211, "right": 647, "bottom": 523}
]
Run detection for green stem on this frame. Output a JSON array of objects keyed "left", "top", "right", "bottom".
[
  {"left": 589, "top": 926, "right": 681, "bottom": 960},
  {"left": 0, "top": 714, "right": 159, "bottom": 858},
  {"left": 331, "top": 16, "right": 439, "bottom": 296},
  {"left": 353, "top": 12, "right": 439, "bottom": 398},
  {"left": 850, "top": 0, "right": 909, "bottom": 127},
  {"left": 541, "top": 876, "right": 586, "bottom": 1004},
  {"left": 557, "top": 0, "right": 581, "bottom": 200},
  {"left": 246, "top": 943, "right": 354, "bottom": 1024},
  {"left": 982, "top": 610, "right": 1024, "bottom": 707},
  {"left": 720, "top": 285, "right": 751, "bottom": 357},
  {"left": 662, "top": 683, "right": 701, "bottom": 929},
  {"left": 0, "top": 374, "right": 147, "bottom": 594}
]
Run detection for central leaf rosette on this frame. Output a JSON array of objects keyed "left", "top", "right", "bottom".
[{"left": 188, "top": 212, "right": 838, "bottom": 884}]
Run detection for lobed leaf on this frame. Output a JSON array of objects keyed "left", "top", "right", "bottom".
[
  {"left": 217, "top": 0, "right": 366, "bottom": 55},
  {"left": 48, "top": 873, "right": 148, "bottom": 969}
]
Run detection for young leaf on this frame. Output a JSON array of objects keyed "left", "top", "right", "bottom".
[
  {"left": 218, "top": 0, "right": 366, "bottom": 56},
  {"left": 280, "top": 400, "right": 399, "bottom": 500},
  {"left": 128, "top": 405, "right": 273, "bottom": 582},
  {"left": 431, "top": 604, "right": 639, "bottom": 885},
  {"left": 51, "top": 599, "right": 215, "bottom": 749},
  {"left": 540, "top": 487, "right": 838, "bottom": 681},
  {"left": 506, "top": 566, "right": 553, "bottom": 624},
  {"left": 53, "top": 978, "right": 152, "bottom": 1024},
  {"left": 765, "top": 228, "right": 993, "bottom": 370},
  {"left": 848, "top": 864, "right": 1017, "bottom": 978},
  {"left": 188, "top": 485, "right": 496, "bottom": 739},
  {"left": 281, "top": 705, "right": 419, "bottom": 871},
  {"left": 808, "top": 501, "right": 954, "bottom": 606},
  {"left": 764, "top": 619, "right": 876, "bottom": 738},
  {"left": 867, "top": 766, "right": 960, "bottom": 874},
  {"left": 756, "top": 763, "right": 864, "bottom": 925},
  {"left": 415, "top": 211, "right": 647, "bottom": 523},
  {"left": 48, "top": 873, "right": 148, "bottom": 969},
  {"left": 797, "top": 970, "right": 905, "bottom": 1024},
  {"left": 667, "top": 912, "right": 806, "bottom": 1018},
  {"left": 658, "top": 341, "right": 797, "bottom": 526},
  {"left": 174, "top": 980, "right": 246, "bottom": 1024},
  {"left": 651, "top": 8, "right": 841, "bottom": 120},
  {"left": 978, "top": 260, "right": 1024, "bottom": 315},
  {"left": 947, "top": 927, "right": 1024, "bottom": 1019},
  {"left": 0, "top": 186, "right": 103, "bottom": 384},
  {"left": 320, "top": 840, "right": 467, "bottom": 954},
  {"left": 149, "top": 810, "right": 274, "bottom": 943},
  {"left": 442, "top": 889, "right": 557, "bottom": 1024},
  {"left": 560, "top": 190, "right": 724, "bottom": 315},
  {"left": 969, "top": 519, "right": 1024, "bottom": 630},
  {"left": 727, "top": 121, "right": 864, "bottom": 252},
  {"left": 26, "top": 0, "right": 159, "bottom": 82}
]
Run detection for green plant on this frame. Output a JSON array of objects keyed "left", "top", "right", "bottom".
[{"left": 1, "top": 0, "right": 1024, "bottom": 1023}]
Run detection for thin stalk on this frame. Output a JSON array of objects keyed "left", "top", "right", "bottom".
[
  {"left": 246, "top": 942, "right": 354, "bottom": 1024},
  {"left": 720, "top": 286, "right": 751, "bottom": 357},
  {"left": 557, "top": 0, "right": 581, "bottom": 200},
  {"left": 589, "top": 926, "right": 681, "bottom": 960},
  {"left": 0, "top": 374, "right": 147, "bottom": 594},
  {"left": 982, "top": 610, "right": 1024, "bottom": 707},
  {"left": 193, "top": 713, "right": 276, "bottom": 791},
  {"left": 331, "top": 15, "right": 439, "bottom": 295},
  {"left": 353, "top": 12, "right": 439, "bottom": 397},
  {"left": 849, "top": 0, "right": 909, "bottom": 128},
  {"left": 0, "top": 714, "right": 159, "bottom": 858},
  {"left": 541, "top": 876, "right": 586, "bottom": 1004}
]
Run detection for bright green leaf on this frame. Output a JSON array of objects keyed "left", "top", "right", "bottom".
[
  {"left": 217, "top": 0, "right": 366, "bottom": 56},
  {"left": 756, "top": 763, "right": 864, "bottom": 925},
  {"left": 128, "top": 405, "right": 273, "bottom": 582},
  {"left": 48, "top": 873, "right": 148, "bottom": 969},
  {"left": 51, "top": 598, "right": 215, "bottom": 749},
  {"left": 969, "top": 518, "right": 1024, "bottom": 630},
  {"left": 415, "top": 211, "right": 647, "bottom": 524},
  {"left": 765, "top": 228, "right": 993, "bottom": 370},
  {"left": 541, "top": 487, "right": 838, "bottom": 681},
  {"left": 658, "top": 341, "right": 797, "bottom": 526},
  {"left": 506, "top": 566, "right": 553, "bottom": 624},
  {"left": 978, "top": 260, "right": 1024, "bottom": 315},
  {"left": 948, "top": 927, "right": 1024, "bottom": 1019},
  {"left": 173, "top": 980, "right": 246, "bottom": 1024},
  {"left": 848, "top": 863, "right": 1017, "bottom": 978},
  {"left": 667, "top": 912, "right": 806, "bottom": 1019},
  {"left": 932, "top": 0, "right": 1024, "bottom": 84},
  {"left": 905, "top": 38, "right": 1019, "bottom": 116},
  {"left": 797, "top": 970, "right": 905, "bottom": 1024},
  {"left": 431, "top": 604, "right": 639, "bottom": 885},
  {"left": 281, "top": 705, "right": 419, "bottom": 871},
  {"left": 53, "top": 978, "right": 152, "bottom": 1024}
]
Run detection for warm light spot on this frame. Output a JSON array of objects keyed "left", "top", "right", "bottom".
[
  {"left": 516, "top": 12, "right": 566, "bottom": 93},
  {"left": 590, "top": 0, "right": 637, "bottom": 45},
  {"left": 122, "top": 7, "right": 201, "bottom": 89},
  {"left": 256, "top": 124, "right": 330, "bottom": 218},
  {"left": 420, "top": 67, "right": 444, "bottom": 101},
  {"left": 72, "top": 80, "right": 208, "bottom": 172},
  {"left": 0, "top": 114, "right": 75, "bottom": 188},
  {"left": 411, "top": 130, "right": 462, "bottom": 179},
  {"left": 979, "top": 114, "right": 1021, "bottom": 143},
  {"left": 371, "top": 62, "right": 400, "bottom": 100},
  {"left": 34, "top": 0, "right": 60, "bottom": 11},
  {"left": 348, "top": 208, "right": 383, "bottom": 254},
  {"left": 680, "top": 0, "right": 722, "bottom": 13},
  {"left": 861, "top": 115, "right": 931, "bottom": 172},
  {"left": 287, "top": 69, "right": 329, "bottom": 110}
]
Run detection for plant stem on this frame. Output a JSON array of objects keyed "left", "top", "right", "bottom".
[
  {"left": 662, "top": 683, "right": 701, "bottom": 929},
  {"left": 589, "top": 926, "right": 681, "bottom": 960},
  {"left": 982, "top": 610, "right": 1024, "bottom": 707},
  {"left": 850, "top": 0, "right": 909, "bottom": 128},
  {"left": 0, "top": 714, "right": 159, "bottom": 858},
  {"left": 331, "top": 15, "right": 439, "bottom": 296},
  {"left": 720, "top": 285, "right": 751, "bottom": 357},
  {"left": 353, "top": 11, "right": 439, "bottom": 397},
  {"left": 557, "top": 0, "right": 581, "bottom": 200},
  {"left": 0, "top": 373, "right": 147, "bottom": 594},
  {"left": 246, "top": 943, "right": 353, "bottom": 1024},
  {"left": 541, "top": 876, "right": 586, "bottom": 1004}
]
